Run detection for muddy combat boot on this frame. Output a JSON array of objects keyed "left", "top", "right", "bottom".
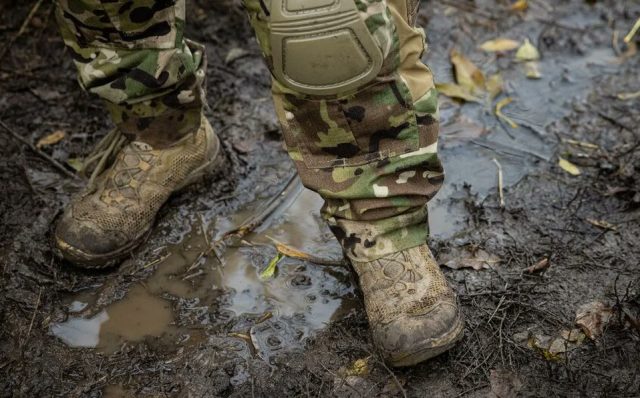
[
  {"left": 54, "top": 118, "right": 222, "bottom": 268},
  {"left": 350, "top": 244, "right": 464, "bottom": 367}
]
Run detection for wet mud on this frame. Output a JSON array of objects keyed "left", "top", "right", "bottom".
[{"left": 1, "top": 0, "right": 640, "bottom": 397}]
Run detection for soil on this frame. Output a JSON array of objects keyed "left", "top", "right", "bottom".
[{"left": 1, "top": 0, "right": 639, "bottom": 397}]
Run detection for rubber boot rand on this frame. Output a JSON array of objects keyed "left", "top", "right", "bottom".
[
  {"left": 350, "top": 244, "right": 464, "bottom": 367},
  {"left": 54, "top": 118, "right": 222, "bottom": 268}
]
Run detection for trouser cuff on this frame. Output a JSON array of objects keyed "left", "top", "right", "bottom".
[
  {"left": 326, "top": 205, "right": 430, "bottom": 262},
  {"left": 105, "top": 40, "right": 207, "bottom": 148}
]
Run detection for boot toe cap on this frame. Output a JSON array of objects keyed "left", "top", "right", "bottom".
[
  {"left": 373, "top": 301, "right": 464, "bottom": 366},
  {"left": 54, "top": 211, "right": 128, "bottom": 266}
]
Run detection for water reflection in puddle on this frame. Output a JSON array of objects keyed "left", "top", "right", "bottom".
[
  {"left": 51, "top": 285, "right": 174, "bottom": 354},
  {"left": 51, "top": 183, "right": 357, "bottom": 357}
]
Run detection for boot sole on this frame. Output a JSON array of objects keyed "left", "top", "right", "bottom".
[
  {"left": 387, "top": 311, "right": 465, "bottom": 367},
  {"left": 55, "top": 131, "right": 225, "bottom": 269}
]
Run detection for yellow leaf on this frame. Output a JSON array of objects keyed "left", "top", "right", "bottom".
[
  {"left": 524, "top": 62, "right": 542, "bottom": 79},
  {"left": 510, "top": 0, "right": 528, "bottom": 12},
  {"left": 479, "top": 38, "right": 520, "bottom": 52},
  {"left": 259, "top": 253, "right": 283, "bottom": 280},
  {"left": 515, "top": 39, "right": 540, "bottom": 62},
  {"left": 617, "top": 90, "right": 640, "bottom": 100},
  {"left": 66, "top": 158, "right": 84, "bottom": 172},
  {"left": 450, "top": 49, "right": 486, "bottom": 94},
  {"left": 623, "top": 17, "right": 640, "bottom": 44},
  {"left": 36, "top": 130, "right": 66, "bottom": 148},
  {"left": 345, "top": 357, "right": 371, "bottom": 377},
  {"left": 558, "top": 157, "right": 581, "bottom": 176},
  {"left": 435, "top": 82, "right": 482, "bottom": 103},
  {"left": 486, "top": 74, "right": 503, "bottom": 100},
  {"left": 495, "top": 97, "right": 519, "bottom": 128}
]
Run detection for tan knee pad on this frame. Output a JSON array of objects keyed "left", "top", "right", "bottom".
[{"left": 270, "top": 0, "right": 383, "bottom": 96}]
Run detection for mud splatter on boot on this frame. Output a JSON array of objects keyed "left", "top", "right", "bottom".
[
  {"left": 54, "top": 118, "right": 222, "bottom": 268},
  {"left": 350, "top": 244, "right": 464, "bottom": 367}
]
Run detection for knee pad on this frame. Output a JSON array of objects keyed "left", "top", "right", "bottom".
[{"left": 270, "top": 0, "right": 384, "bottom": 96}]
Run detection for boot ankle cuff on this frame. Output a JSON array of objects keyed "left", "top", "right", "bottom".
[
  {"left": 327, "top": 206, "right": 430, "bottom": 262},
  {"left": 105, "top": 101, "right": 204, "bottom": 149}
]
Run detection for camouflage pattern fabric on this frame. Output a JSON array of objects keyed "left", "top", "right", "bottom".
[
  {"left": 246, "top": 0, "right": 444, "bottom": 261},
  {"left": 54, "top": 0, "right": 205, "bottom": 147},
  {"left": 56, "top": 0, "right": 443, "bottom": 262}
]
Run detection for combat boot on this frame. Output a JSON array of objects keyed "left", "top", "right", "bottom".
[
  {"left": 54, "top": 118, "right": 222, "bottom": 268},
  {"left": 350, "top": 244, "right": 464, "bottom": 367}
]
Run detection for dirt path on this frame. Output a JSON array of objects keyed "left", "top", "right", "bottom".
[{"left": 1, "top": 1, "right": 639, "bottom": 397}]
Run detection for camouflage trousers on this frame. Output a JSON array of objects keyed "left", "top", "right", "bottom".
[{"left": 55, "top": 0, "right": 444, "bottom": 262}]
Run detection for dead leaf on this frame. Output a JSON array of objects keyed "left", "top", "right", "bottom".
[
  {"left": 489, "top": 369, "right": 523, "bottom": 398},
  {"left": 435, "top": 82, "right": 482, "bottom": 103},
  {"left": 266, "top": 236, "right": 344, "bottom": 266},
  {"left": 528, "top": 334, "right": 563, "bottom": 361},
  {"left": 523, "top": 258, "right": 549, "bottom": 274},
  {"left": 439, "top": 246, "right": 501, "bottom": 270},
  {"left": 480, "top": 38, "right": 520, "bottom": 52},
  {"left": 495, "top": 97, "right": 519, "bottom": 128},
  {"left": 451, "top": 48, "right": 486, "bottom": 95},
  {"left": 528, "top": 329, "right": 585, "bottom": 361},
  {"left": 439, "top": 50, "right": 504, "bottom": 104},
  {"left": 228, "top": 332, "right": 252, "bottom": 343},
  {"left": 558, "top": 157, "right": 581, "bottom": 176},
  {"left": 66, "top": 158, "right": 84, "bottom": 172},
  {"left": 341, "top": 357, "right": 371, "bottom": 377},
  {"left": 548, "top": 332, "right": 584, "bottom": 355},
  {"left": 486, "top": 73, "right": 504, "bottom": 100},
  {"left": 524, "top": 61, "right": 542, "bottom": 79},
  {"left": 36, "top": 130, "right": 66, "bottom": 148},
  {"left": 515, "top": 39, "right": 540, "bottom": 62},
  {"left": 617, "top": 90, "right": 640, "bottom": 100},
  {"left": 509, "top": 0, "right": 528, "bottom": 12},
  {"left": 575, "top": 301, "right": 613, "bottom": 340},
  {"left": 586, "top": 218, "right": 617, "bottom": 231}
]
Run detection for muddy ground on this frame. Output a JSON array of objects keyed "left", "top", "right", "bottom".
[{"left": 1, "top": 0, "right": 639, "bottom": 397}]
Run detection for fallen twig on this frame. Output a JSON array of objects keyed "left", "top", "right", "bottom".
[
  {"left": 0, "top": 119, "right": 79, "bottom": 180},
  {"left": 20, "top": 287, "right": 42, "bottom": 350},
  {"left": 624, "top": 17, "right": 640, "bottom": 44},
  {"left": 220, "top": 174, "right": 302, "bottom": 240},
  {"left": 266, "top": 236, "right": 346, "bottom": 267}
]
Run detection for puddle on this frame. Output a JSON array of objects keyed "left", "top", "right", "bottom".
[
  {"left": 428, "top": 46, "right": 619, "bottom": 239},
  {"left": 52, "top": 179, "right": 357, "bottom": 359},
  {"left": 51, "top": 285, "right": 175, "bottom": 354},
  {"left": 50, "top": 9, "right": 620, "bottom": 362}
]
